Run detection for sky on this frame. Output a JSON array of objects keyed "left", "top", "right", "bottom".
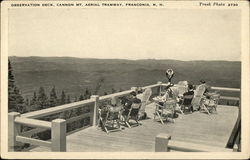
[{"left": 8, "top": 8, "right": 241, "bottom": 61}]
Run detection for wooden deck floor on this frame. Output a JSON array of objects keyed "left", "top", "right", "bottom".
[{"left": 30, "top": 104, "right": 238, "bottom": 152}]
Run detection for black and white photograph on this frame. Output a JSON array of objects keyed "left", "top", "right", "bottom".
[{"left": 1, "top": 0, "right": 249, "bottom": 159}]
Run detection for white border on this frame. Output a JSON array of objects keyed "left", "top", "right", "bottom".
[{"left": 1, "top": 1, "right": 249, "bottom": 159}]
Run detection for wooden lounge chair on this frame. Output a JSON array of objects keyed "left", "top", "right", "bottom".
[
  {"left": 191, "top": 84, "right": 206, "bottom": 111},
  {"left": 98, "top": 104, "right": 123, "bottom": 133},
  {"left": 139, "top": 88, "right": 152, "bottom": 119},
  {"left": 124, "top": 103, "right": 141, "bottom": 128},
  {"left": 154, "top": 99, "right": 176, "bottom": 124},
  {"left": 169, "top": 86, "right": 183, "bottom": 114},
  {"left": 201, "top": 93, "right": 220, "bottom": 114},
  {"left": 181, "top": 94, "right": 194, "bottom": 113}
]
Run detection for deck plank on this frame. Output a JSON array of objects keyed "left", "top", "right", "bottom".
[{"left": 30, "top": 104, "right": 238, "bottom": 152}]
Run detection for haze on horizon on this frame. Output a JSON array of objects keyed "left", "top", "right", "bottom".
[{"left": 9, "top": 9, "right": 241, "bottom": 61}]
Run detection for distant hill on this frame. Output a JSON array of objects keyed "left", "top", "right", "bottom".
[{"left": 9, "top": 56, "right": 241, "bottom": 99}]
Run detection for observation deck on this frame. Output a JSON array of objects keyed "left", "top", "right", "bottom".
[{"left": 8, "top": 82, "right": 240, "bottom": 152}]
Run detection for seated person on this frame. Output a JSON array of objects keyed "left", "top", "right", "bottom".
[
  {"left": 183, "top": 84, "right": 194, "bottom": 96},
  {"left": 122, "top": 91, "right": 141, "bottom": 117},
  {"left": 106, "top": 97, "right": 123, "bottom": 120},
  {"left": 176, "top": 84, "right": 194, "bottom": 106},
  {"left": 179, "top": 84, "right": 195, "bottom": 112},
  {"left": 199, "top": 80, "right": 211, "bottom": 98}
]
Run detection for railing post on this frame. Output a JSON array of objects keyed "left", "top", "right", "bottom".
[
  {"left": 51, "top": 119, "right": 66, "bottom": 152},
  {"left": 8, "top": 112, "right": 21, "bottom": 151},
  {"left": 157, "top": 81, "right": 162, "bottom": 96},
  {"left": 155, "top": 133, "right": 171, "bottom": 152},
  {"left": 90, "top": 95, "right": 99, "bottom": 126}
]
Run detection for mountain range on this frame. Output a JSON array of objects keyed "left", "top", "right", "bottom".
[{"left": 9, "top": 56, "right": 241, "bottom": 100}]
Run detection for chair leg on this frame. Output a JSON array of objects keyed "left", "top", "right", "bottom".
[
  {"left": 116, "top": 120, "right": 121, "bottom": 130},
  {"left": 156, "top": 111, "right": 164, "bottom": 124},
  {"left": 102, "top": 122, "right": 109, "bottom": 133},
  {"left": 126, "top": 121, "right": 131, "bottom": 128},
  {"left": 204, "top": 106, "right": 210, "bottom": 115}
]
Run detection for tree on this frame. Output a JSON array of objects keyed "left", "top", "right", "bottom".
[
  {"left": 94, "top": 77, "right": 104, "bottom": 95},
  {"left": 8, "top": 60, "right": 24, "bottom": 112},
  {"left": 66, "top": 95, "right": 71, "bottom": 104},
  {"left": 25, "top": 98, "right": 30, "bottom": 112},
  {"left": 37, "top": 87, "right": 49, "bottom": 109},
  {"left": 49, "top": 86, "right": 58, "bottom": 107},
  {"left": 13, "top": 87, "right": 25, "bottom": 113},
  {"left": 74, "top": 96, "right": 78, "bottom": 102},
  {"left": 60, "top": 90, "right": 66, "bottom": 105},
  {"left": 30, "top": 92, "right": 38, "bottom": 111},
  {"left": 84, "top": 88, "right": 91, "bottom": 99}
]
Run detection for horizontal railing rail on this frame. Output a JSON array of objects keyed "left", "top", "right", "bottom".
[
  {"left": 22, "top": 99, "right": 95, "bottom": 119},
  {"left": 15, "top": 117, "right": 52, "bottom": 129},
  {"left": 155, "top": 134, "right": 235, "bottom": 152},
  {"left": 211, "top": 87, "right": 240, "bottom": 92},
  {"left": 16, "top": 135, "right": 52, "bottom": 148}
]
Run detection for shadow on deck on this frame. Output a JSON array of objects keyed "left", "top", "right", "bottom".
[{"left": 30, "top": 103, "right": 238, "bottom": 152}]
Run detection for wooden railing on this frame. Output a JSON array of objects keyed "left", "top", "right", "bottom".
[
  {"left": 211, "top": 86, "right": 241, "bottom": 102},
  {"left": 8, "top": 82, "right": 162, "bottom": 152},
  {"left": 9, "top": 82, "right": 240, "bottom": 152}
]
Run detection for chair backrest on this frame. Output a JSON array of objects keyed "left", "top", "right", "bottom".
[
  {"left": 106, "top": 105, "right": 122, "bottom": 121},
  {"left": 194, "top": 84, "right": 206, "bottom": 97},
  {"left": 170, "top": 86, "right": 179, "bottom": 99},
  {"left": 176, "top": 81, "right": 188, "bottom": 96},
  {"left": 130, "top": 103, "right": 141, "bottom": 117},
  {"left": 141, "top": 88, "right": 152, "bottom": 103},
  {"left": 139, "top": 88, "right": 152, "bottom": 113},
  {"left": 108, "top": 105, "right": 122, "bottom": 113},
  {"left": 182, "top": 94, "right": 194, "bottom": 105},
  {"left": 191, "top": 84, "right": 206, "bottom": 107},
  {"left": 163, "top": 99, "right": 176, "bottom": 109},
  {"left": 177, "top": 81, "right": 188, "bottom": 86}
]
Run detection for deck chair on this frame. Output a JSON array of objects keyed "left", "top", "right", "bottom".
[
  {"left": 181, "top": 94, "right": 194, "bottom": 113},
  {"left": 154, "top": 99, "right": 176, "bottom": 124},
  {"left": 201, "top": 93, "right": 220, "bottom": 114},
  {"left": 191, "top": 84, "right": 206, "bottom": 111},
  {"left": 125, "top": 103, "right": 141, "bottom": 128},
  {"left": 176, "top": 81, "right": 188, "bottom": 96},
  {"left": 98, "top": 105, "right": 122, "bottom": 133},
  {"left": 139, "top": 88, "right": 152, "bottom": 119},
  {"left": 170, "top": 86, "right": 183, "bottom": 114}
]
